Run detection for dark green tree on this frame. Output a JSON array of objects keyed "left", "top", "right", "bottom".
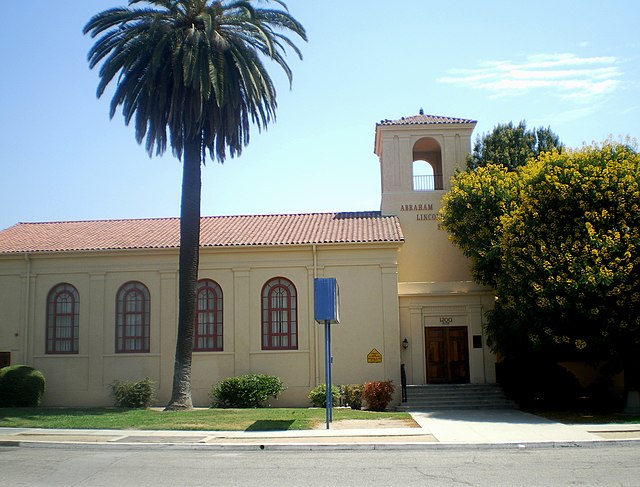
[
  {"left": 84, "top": 0, "right": 306, "bottom": 410},
  {"left": 467, "top": 121, "right": 563, "bottom": 171}
]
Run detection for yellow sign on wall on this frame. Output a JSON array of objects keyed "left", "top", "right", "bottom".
[{"left": 367, "top": 348, "right": 382, "bottom": 363}]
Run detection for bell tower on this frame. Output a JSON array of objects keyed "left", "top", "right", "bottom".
[
  {"left": 375, "top": 111, "right": 497, "bottom": 386},
  {"left": 374, "top": 111, "right": 477, "bottom": 284}
]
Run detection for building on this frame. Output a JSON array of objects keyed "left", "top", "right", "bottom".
[{"left": 0, "top": 113, "right": 496, "bottom": 407}]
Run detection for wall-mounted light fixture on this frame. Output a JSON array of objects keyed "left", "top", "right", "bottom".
[{"left": 402, "top": 338, "right": 409, "bottom": 349}]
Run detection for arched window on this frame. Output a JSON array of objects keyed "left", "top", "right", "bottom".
[
  {"left": 194, "top": 279, "right": 223, "bottom": 351},
  {"left": 261, "top": 277, "right": 297, "bottom": 350},
  {"left": 116, "top": 281, "right": 150, "bottom": 353},
  {"left": 46, "top": 283, "right": 79, "bottom": 354}
]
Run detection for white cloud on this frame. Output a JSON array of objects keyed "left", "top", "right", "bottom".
[
  {"left": 532, "top": 105, "right": 601, "bottom": 126},
  {"left": 437, "top": 53, "right": 622, "bottom": 101}
]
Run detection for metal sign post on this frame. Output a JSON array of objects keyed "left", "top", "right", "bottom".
[
  {"left": 314, "top": 278, "right": 340, "bottom": 430},
  {"left": 324, "top": 319, "right": 332, "bottom": 428}
]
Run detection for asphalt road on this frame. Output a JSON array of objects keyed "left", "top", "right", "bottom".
[{"left": 2, "top": 444, "right": 639, "bottom": 486}]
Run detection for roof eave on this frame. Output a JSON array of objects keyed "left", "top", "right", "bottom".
[{"left": 374, "top": 120, "right": 477, "bottom": 157}]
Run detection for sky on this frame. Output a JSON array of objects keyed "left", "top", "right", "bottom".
[{"left": 1, "top": 1, "right": 638, "bottom": 230}]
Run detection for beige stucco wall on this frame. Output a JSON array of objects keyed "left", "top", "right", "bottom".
[
  {"left": 0, "top": 242, "right": 402, "bottom": 407},
  {"left": 0, "top": 266, "right": 24, "bottom": 364}
]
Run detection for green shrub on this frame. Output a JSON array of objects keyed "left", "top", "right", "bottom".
[
  {"left": 110, "top": 378, "right": 156, "bottom": 408},
  {"left": 308, "top": 383, "right": 341, "bottom": 407},
  {"left": 362, "top": 380, "right": 395, "bottom": 411},
  {"left": 341, "top": 384, "right": 363, "bottom": 410},
  {"left": 210, "top": 374, "right": 284, "bottom": 408},
  {"left": 0, "top": 365, "right": 46, "bottom": 407}
]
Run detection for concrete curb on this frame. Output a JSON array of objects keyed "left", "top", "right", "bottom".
[{"left": 3, "top": 437, "right": 640, "bottom": 452}]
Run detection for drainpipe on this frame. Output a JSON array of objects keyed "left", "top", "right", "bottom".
[
  {"left": 23, "top": 253, "right": 31, "bottom": 364},
  {"left": 313, "top": 244, "right": 319, "bottom": 384},
  {"left": 312, "top": 244, "right": 318, "bottom": 278}
]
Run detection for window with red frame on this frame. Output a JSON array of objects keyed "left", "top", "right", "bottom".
[
  {"left": 261, "top": 277, "right": 297, "bottom": 350},
  {"left": 194, "top": 279, "right": 223, "bottom": 351},
  {"left": 46, "top": 283, "right": 79, "bottom": 354},
  {"left": 115, "top": 281, "right": 150, "bottom": 353}
]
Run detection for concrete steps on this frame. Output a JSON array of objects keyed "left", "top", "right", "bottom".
[{"left": 398, "top": 384, "right": 516, "bottom": 411}]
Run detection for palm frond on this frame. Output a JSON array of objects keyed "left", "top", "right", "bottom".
[{"left": 84, "top": 0, "right": 306, "bottom": 162}]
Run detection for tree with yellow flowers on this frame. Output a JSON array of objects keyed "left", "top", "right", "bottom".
[
  {"left": 439, "top": 163, "right": 519, "bottom": 288},
  {"left": 441, "top": 142, "right": 640, "bottom": 401}
]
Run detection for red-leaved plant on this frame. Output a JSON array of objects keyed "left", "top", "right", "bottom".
[{"left": 362, "top": 380, "right": 395, "bottom": 411}]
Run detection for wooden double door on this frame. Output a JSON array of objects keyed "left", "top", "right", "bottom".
[{"left": 425, "top": 326, "right": 470, "bottom": 384}]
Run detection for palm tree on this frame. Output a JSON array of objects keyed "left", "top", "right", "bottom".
[{"left": 84, "top": 0, "right": 306, "bottom": 410}]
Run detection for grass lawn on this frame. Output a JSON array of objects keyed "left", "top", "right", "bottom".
[{"left": 0, "top": 407, "right": 412, "bottom": 431}]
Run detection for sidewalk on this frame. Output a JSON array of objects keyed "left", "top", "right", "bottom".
[{"left": 1, "top": 409, "right": 640, "bottom": 451}]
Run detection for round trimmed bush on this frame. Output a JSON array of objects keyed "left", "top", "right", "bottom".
[
  {"left": 0, "top": 365, "right": 46, "bottom": 407},
  {"left": 110, "top": 377, "right": 156, "bottom": 408},
  {"left": 308, "top": 383, "right": 340, "bottom": 407},
  {"left": 210, "top": 374, "right": 285, "bottom": 408},
  {"left": 342, "top": 384, "right": 363, "bottom": 410}
]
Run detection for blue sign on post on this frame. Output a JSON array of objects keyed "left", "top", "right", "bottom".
[
  {"left": 313, "top": 278, "right": 340, "bottom": 429},
  {"left": 314, "top": 278, "right": 340, "bottom": 324}
]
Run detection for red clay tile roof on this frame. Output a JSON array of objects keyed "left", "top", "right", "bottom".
[
  {"left": 377, "top": 113, "right": 477, "bottom": 126},
  {"left": 0, "top": 212, "right": 404, "bottom": 254},
  {"left": 373, "top": 112, "right": 477, "bottom": 154}
]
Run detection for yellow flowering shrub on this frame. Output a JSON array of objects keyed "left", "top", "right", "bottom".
[
  {"left": 440, "top": 164, "right": 519, "bottom": 286},
  {"left": 442, "top": 142, "right": 640, "bottom": 362}
]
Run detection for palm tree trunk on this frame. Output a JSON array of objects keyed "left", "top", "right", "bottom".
[{"left": 165, "top": 136, "right": 202, "bottom": 410}]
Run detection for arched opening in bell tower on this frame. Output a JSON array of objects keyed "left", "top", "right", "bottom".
[{"left": 412, "top": 137, "right": 443, "bottom": 191}]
